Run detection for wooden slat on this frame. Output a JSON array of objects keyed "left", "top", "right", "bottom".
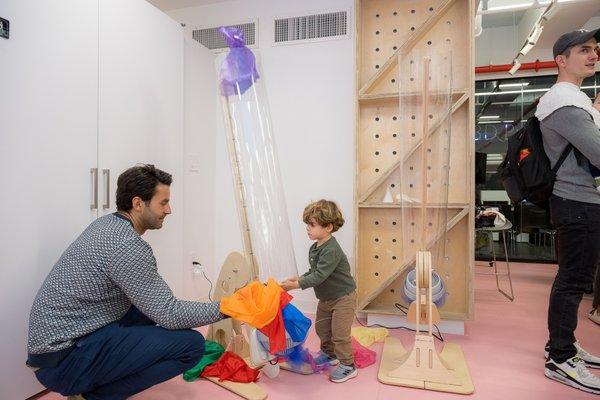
[
  {"left": 358, "top": 202, "right": 469, "bottom": 209},
  {"left": 358, "top": 88, "right": 469, "bottom": 102},
  {"left": 358, "top": 0, "right": 457, "bottom": 96},
  {"left": 358, "top": 205, "right": 469, "bottom": 310},
  {"left": 358, "top": 92, "right": 468, "bottom": 203}
]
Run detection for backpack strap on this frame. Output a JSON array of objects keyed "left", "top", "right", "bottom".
[{"left": 551, "top": 144, "right": 573, "bottom": 174}]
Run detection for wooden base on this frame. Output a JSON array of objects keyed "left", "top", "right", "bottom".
[
  {"left": 378, "top": 336, "right": 474, "bottom": 395},
  {"left": 204, "top": 377, "right": 267, "bottom": 400},
  {"left": 279, "top": 361, "right": 314, "bottom": 375},
  {"left": 205, "top": 252, "right": 268, "bottom": 399}
]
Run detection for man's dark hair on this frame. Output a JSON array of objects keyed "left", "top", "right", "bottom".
[{"left": 116, "top": 164, "right": 172, "bottom": 212}]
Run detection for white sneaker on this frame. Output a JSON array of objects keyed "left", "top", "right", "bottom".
[
  {"left": 544, "top": 342, "right": 600, "bottom": 369},
  {"left": 590, "top": 308, "right": 600, "bottom": 326},
  {"left": 545, "top": 356, "right": 600, "bottom": 395}
]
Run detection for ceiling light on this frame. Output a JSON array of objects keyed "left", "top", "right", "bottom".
[
  {"left": 480, "top": 115, "right": 501, "bottom": 119},
  {"left": 508, "top": 59, "right": 521, "bottom": 75},
  {"left": 529, "top": 24, "right": 544, "bottom": 44},
  {"left": 487, "top": 2, "right": 533, "bottom": 12},
  {"left": 499, "top": 82, "right": 530, "bottom": 88},
  {"left": 520, "top": 42, "right": 535, "bottom": 56},
  {"left": 476, "top": 85, "right": 600, "bottom": 97}
]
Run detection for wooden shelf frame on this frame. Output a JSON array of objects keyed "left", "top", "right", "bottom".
[{"left": 355, "top": 0, "right": 475, "bottom": 320}]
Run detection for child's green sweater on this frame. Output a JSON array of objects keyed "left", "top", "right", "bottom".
[{"left": 298, "top": 236, "right": 356, "bottom": 301}]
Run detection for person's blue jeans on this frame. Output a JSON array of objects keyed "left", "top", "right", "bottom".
[
  {"left": 547, "top": 195, "right": 600, "bottom": 363},
  {"left": 35, "top": 307, "right": 205, "bottom": 400}
]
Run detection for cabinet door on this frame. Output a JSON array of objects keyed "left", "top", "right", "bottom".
[
  {"left": 98, "top": 0, "right": 184, "bottom": 214},
  {"left": 98, "top": 0, "right": 185, "bottom": 292},
  {"left": 0, "top": 1, "right": 99, "bottom": 398}
]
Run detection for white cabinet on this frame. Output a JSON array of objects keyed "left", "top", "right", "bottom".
[
  {"left": 97, "top": 0, "right": 186, "bottom": 293},
  {"left": 0, "top": 1, "right": 99, "bottom": 398},
  {"left": 0, "top": 1, "right": 185, "bottom": 398},
  {"left": 98, "top": 0, "right": 184, "bottom": 215}
]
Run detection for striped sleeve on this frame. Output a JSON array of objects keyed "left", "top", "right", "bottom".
[{"left": 105, "top": 238, "right": 225, "bottom": 329}]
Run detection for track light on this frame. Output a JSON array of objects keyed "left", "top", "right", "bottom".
[{"left": 508, "top": 59, "right": 521, "bottom": 75}]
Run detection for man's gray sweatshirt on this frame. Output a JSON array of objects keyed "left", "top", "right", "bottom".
[
  {"left": 27, "top": 213, "right": 224, "bottom": 367},
  {"left": 540, "top": 106, "right": 600, "bottom": 204}
]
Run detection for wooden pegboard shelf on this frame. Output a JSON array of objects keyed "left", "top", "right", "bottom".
[{"left": 355, "top": 0, "right": 474, "bottom": 320}]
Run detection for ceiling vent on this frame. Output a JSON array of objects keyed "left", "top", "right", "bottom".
[
  {"left": 274, "top": 11, "right": 349, "bottom": 45},
  {"left": 192, "top": 22, "right": 256, "bottom": 51}
]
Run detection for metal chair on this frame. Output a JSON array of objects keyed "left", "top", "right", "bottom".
[{"left": 476, "top": 220, "right": 515, "bottom": 301}]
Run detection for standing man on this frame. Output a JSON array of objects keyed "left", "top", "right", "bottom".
[
  {"left": 27, "top": 164, "right": 224, "bottom": 400},
  {"left": 535, "top": 29, "right": 600, "bottom": 394}
]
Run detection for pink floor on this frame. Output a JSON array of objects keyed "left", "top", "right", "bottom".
[{"left": 40, "top": 262, "right": 599, "bottom": 400}]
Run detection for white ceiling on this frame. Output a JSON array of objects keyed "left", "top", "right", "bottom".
[
  {"left": 146, "top": 0, "right": 232, "bottom": 11},
  {"left": 482, "top": 10, "right": 527, "bottom": 28},
  {"left": 147, "top": 0, "right": 600, "bottom": 52}
]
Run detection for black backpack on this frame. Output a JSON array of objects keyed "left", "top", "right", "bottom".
[{"left": 498, "top": 116, "right": 572, "bottom": 208}]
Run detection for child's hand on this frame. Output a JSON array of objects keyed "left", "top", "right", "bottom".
[
  {"left": 280, "top": 278, "right": 300, "bottom": 291},
  {"left": 594, "top": 94, "right": 600, "bottom": 112}
]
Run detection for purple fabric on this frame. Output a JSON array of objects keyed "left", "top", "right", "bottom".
[{"left": 218, "top": 26, "right": 260, "bottom": 97}]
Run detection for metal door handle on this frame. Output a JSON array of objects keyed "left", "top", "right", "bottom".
[
  {"left": 90, "top": 168, "right": 98, "bottom": 210},
  {"left": 102, "top": 169, "right": 110, "bottom": 209}
]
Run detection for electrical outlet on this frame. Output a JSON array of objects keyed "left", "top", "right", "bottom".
[
  {"left": 189, "top": 251, "right": 204, "bottom": 275},
  {"left": 189, "top": 251, "right": 198, "bottom": 266},
  {"left": 187, "top": 154, "right": 201, "bottom": 173},
  {"left": 192, "top": 263, "right": 204, "bottom": 275},
  {"left": 0, "top": 18, "right": 9, "bottom": 39}
]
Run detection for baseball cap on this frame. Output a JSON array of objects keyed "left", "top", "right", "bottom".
[{"left": 553, "top": 28, "right": 600, "bottom": 58}]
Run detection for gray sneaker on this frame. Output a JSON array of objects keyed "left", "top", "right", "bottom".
[
  {"left": 330, "top": 364, "right": 358, "bottom": 383},
  {"left": 314, "top": 352, "right": 339, "bottom": 366}
]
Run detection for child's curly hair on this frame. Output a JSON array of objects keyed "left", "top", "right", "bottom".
[{"left": 303, "top": 199, "right": 345, "bottom": 233}]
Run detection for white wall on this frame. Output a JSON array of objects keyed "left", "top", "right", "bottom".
[
  {"left": 181, "top": 37, "right": 218, "bottom": 301},
  {"left": 169, "top": 0, "right": 355, "bottom": 311}
]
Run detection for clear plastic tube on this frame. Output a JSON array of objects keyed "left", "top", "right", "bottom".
[
  {"left": 216, "top": 27, "right": 298, "bottom": 283},
  {"left": 398, "top": 47, "right": 453, "bottom": 277}
]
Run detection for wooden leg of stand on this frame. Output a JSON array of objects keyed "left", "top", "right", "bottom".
[{"left": 205, "top": 251, "right": 267, "bottom": 400}]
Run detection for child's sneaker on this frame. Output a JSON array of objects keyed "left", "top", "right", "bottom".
[
  {"left": 314, "top": 352, "right": 339, "bottom": 366},
  {"left": 589, "top": 308, "right": 600, "bottom": 326},
  {"left": 545, "top": 356, "right": 600, "bottom": 394},
  {"left": 544, "top": 342, "right": 600, "bottom": 369},
  {"left": 330, "top": 364, "right": 358, "bottom": 383}
]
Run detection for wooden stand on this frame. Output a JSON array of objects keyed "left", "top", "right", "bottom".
[
  {"left": 205, "top": 252, "right": 268, "bottom": 400},
  {"left": 377, "top": 54, "right": 473, "bottom": 395},
  {"left": 378, "top": 251, "right": 473, "bottom": 394}
]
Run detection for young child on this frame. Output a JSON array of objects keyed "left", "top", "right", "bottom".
[{"left": 281, "top": 199, "right": 357, "bottom": 383}]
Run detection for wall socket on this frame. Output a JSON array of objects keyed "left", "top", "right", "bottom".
[
  {"left": 189, "top": 251, "right": 204, "bottom": 274},
  {"left": 192, "top": 263, "right": 204, "bottom": 275},
  {"left": 0, "top": 18, "right": 9, "bottom": 39}
]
